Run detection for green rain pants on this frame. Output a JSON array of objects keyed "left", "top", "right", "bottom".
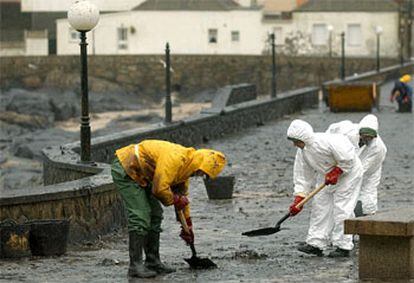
[{"left": 111, "top": 157, "right": 163, "bottom": 235}]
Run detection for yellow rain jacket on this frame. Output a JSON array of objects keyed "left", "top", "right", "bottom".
[{"left": 115, "top": 140, "right": 226, "bottom": 218}]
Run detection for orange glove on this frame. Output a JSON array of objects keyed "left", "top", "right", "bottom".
[
  {"left": 289, "top": 195, "right": 305, "bottom": 216},
  {"left": 325, "top": 166, "right": 343, "bottom": 185}
]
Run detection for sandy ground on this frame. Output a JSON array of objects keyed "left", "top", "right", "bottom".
[
  {"left": 56, "top": 103, "right": 210, "bottom": 132},
  {"left": 0, "top": 81, "right": 413, "bottom": 282}
]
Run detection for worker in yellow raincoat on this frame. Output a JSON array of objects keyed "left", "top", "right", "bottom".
[{"left": 111, "top": 140, "right": 226, "bottom": 278}]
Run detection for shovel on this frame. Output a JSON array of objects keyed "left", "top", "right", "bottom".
[
  {"left": 242, "top": 183, "right": 326, "bottom": 237},
  {"left": 176, "top": 209, "right": 217, "bottom": 269}
]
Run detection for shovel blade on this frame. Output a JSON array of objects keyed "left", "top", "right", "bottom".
[
  {"left": 242, "top": 226, "right": 281, "bottom": 237},
  {"left": 184, "top": 256, "right": 217, "bottom": 269}
]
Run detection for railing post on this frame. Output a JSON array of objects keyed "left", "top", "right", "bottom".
[
  {"left": 165, "top": 42, "right": 172, "bottom": 124},
  {"left": 270, "top": 33, "right": 277, "bottom": 98}
]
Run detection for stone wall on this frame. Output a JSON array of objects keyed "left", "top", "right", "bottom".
[
  {"left": 0, "top": 55, "right": 399, "bottom": 101},
  {"left": 211, "top": 83, "right": 257, "bottom": 110}
]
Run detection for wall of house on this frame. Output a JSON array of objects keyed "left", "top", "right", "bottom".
[
  {"left": 21, "top": 0, "right": 145, "bottom": 12},
  {"left": 292, "top": 12, "right": 399, "bottom": 57},
  {"left": 56, "top": 10, "right": 264, "bottom": 55},
  {"left": 25, "top": 37, "right": 48, "bottom": 56}
]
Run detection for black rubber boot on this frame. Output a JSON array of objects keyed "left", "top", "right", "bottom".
[
  {"left": 328, "top": 247, "right": 350, "bottom": 258},
  {"left": 145, "top": 232, "right": 176, "bottom": 274},
  {"left": 354, "top": 200, "right": 366, "bottom": 217},
  {"left": 128, "top": 232, "right": 157, "bottom": 278},
  {"left": 297, "top": 243, "right": 323, "bottom": 256}
]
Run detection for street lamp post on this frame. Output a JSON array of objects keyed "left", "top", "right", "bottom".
[
  {"left": 165, "top": 42, "right": 172, "bottom": 124},
  {"left": 340, "top": 32, "right": 345, "bottom": 80},
  {"left": 327, "top": 25, "right": 333, "bottom": 58},
  {"left": 375, "top": 26, "right": 383, "bottom": 72},
  {"left": 270, "top": 33, "right": 277, "bottom": 98},
  {"left": 68, "top": 1, "right": 99, "bottom": 163}
]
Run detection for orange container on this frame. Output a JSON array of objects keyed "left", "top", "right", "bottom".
[{"left": 327, "top": 82, "right": 377, "bottom": 112}]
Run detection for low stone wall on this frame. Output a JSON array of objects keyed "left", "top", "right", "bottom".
[
  {"left": 211, "top": 83, "right": 257, "bottom": 109},
  {"left": 0, "top": 55, "right": 399, "bottom": 100},
  {"left": 0, "top": 169, "right": 125, "bottom": 243}
]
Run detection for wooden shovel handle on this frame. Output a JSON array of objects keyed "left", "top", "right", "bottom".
[
  {"left": 295, "top": 183, "right": 327, "bottom": 209},
  {"left": 176, "top": 209, "right": 190, "bottom": 234}
]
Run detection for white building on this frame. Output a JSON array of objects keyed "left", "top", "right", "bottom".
[
  {"left": 21, "top": 0, "right": 146, "bottom": 12},
  {"left": 57, "top": 0, "right": 264, "bottom": 55},
  {"left": 55, "top": 0, "right": 401, "bottom": 57},
  {"left": 284, "top": 0, "right": 400, "bottom": 57}
]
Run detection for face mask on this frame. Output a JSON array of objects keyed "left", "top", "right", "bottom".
[{"left": 359, "top": 137, "right": 372, "bottom": 147}]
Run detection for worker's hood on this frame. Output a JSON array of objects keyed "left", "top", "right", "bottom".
[
  {"left": 287, "top": 119, "right": 314, "bottom": 144},
  {"left": 192, "top": 149, "right": 226, "bottom": 179},
  {"left": 359, "top": 114, "right": 378, "bottom": 137}
]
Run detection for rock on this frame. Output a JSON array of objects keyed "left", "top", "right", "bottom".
[
  {"left": 0, "top": 121, "right": 29, "bottom": 141},
  {"left": 5, "top": 89, "right": 55, "bottom": 122},
  {"left": 49, "top": 91, "right": 80, "bottom": 121},
  {"left": 22, "top": 75, "right": 42, "bottom": 89},
  {"left": 0, "top": 111, "right": 50, "bottom": 129},
  {"left": 233, "top": 250, "right": 268, "bottom": 260},
  {"left": 11, "top": 128, "right": 77, "bottom": 160},
  {"left": 98, "top": 258, "right": 120, "bottom": 266},
  {"left": 0, "top": 151, "right": 7, "bottom": 164}
]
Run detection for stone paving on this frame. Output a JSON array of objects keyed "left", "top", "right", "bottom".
[{"left": 0, "top": 80, "right": 413, "bottom": 283}]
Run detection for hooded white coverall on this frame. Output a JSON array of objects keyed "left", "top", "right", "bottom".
[
  {"left": 288, "top": 119, "right": 362, "bottom": 251},
  {"left": 326, "top": 115, "right": 387, "bottom": 214}
]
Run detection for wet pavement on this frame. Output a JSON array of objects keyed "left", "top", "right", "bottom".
[{"left": 1, "top": 80, "right": 413, "bottom": 282}]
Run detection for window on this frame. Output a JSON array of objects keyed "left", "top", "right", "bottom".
[
  {"left": 69, "top": 28, "right": 79, "bottom": 43},
  {"left": 273, "top": 27, "right": 284, "bottom": 45},
  {"left": 117, "top": 26, "right": 128, "bottom": 50},
  {"left": 312, "top": 24, "right": 328, "bottom": 46},
  {"left": 347, "top": 24, "right": 362, "bottom": 46},
  {"left": 231, "top": 31, "right": 240, "bottom": 42},
  {"left": 208, "top": 29, "right": 218, "bottom": 43}
]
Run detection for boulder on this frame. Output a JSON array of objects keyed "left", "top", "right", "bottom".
[
  {"left": 5, "top": 89, "right": 55, "bottom": 122},
  {"left": 11, "top": 128, "right": 77, "bottom": 160},
  {"left": 0, "top": 111, "right": 50, "bottom": 129}
]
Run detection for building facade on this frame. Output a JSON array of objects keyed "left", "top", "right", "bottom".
[
  {"left": 21, "top": 0, "right": 146, "bottom": 12},
  {"left": 57, "top": 1, "right": 264, "bottom": 55}
]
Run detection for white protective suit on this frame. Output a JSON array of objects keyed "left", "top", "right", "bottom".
[
  {"left": 326, "top": 115, "right": 387, "bottom": 214},
  {"left": 287, "top": 119, "right": 363, "bottom": 251}
]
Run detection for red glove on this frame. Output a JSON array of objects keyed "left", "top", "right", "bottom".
[
  {"left": 403, "top": 96, "right": 410, "bottom": 103},
  {"left": 325, "top": 166, "right": 343, "bottom": 185},
  {"left": 173, "top": 194, "right": 189, "bottom": 210},
  {"left": 180, "top": 217, "right": 194, "bottom": 245},
  {"left": 390, "top": 95, "right": 395, "bottom": 103},
  {"left": 289, "top": 195, "right": 305, "bottom": 216}
]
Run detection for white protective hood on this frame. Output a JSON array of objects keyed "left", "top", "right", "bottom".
[
  {"left": 326, "top": 120, "right": 359, "bottom": 149},
  {"left": 287, "top": 119, "right": 314, "bottom": 144},
  {"left": 359, "top": 114, "right": 379, "bottom": 132}
]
